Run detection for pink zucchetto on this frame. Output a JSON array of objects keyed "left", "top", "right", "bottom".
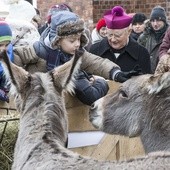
[{"left": 104, "top": 6, "right": 133, "bottom": 29}]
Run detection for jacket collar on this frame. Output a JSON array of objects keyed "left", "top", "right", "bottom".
[{"left": 100, "top": 37, "right": 139, "bottom": 60}]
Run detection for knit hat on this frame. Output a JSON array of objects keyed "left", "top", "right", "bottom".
[
  {"left": 0, "top": 21, "right": 12, "bottom": 43},
  {"left": 96, "top": 18, "right": 106, "bottom": 31},
  {"left": 47, "top": 3, "right": 73, "bottom": 24},
  {"left": 132, "top": 13, "right": 147, "bottom": 25},
  {"left": 104, "top": 6, "right": 132, "bottom": 29},
  {"left": 150, "top": 6, "right": 167, "bottom": 22},
  {"left": 49, "top": 10, "right": 88, "bottom": 49}
]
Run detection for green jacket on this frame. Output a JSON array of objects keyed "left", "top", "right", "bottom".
[{"left": 138, "top": 21, "right": 169, "bottom": 73}]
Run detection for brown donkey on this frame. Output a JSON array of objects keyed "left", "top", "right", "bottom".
[
  {"left": 0, "top": 50, "right": 170, "bottom": 169},
  {"left": 89, "top": 73, "right": 170, "bottom": 154}
]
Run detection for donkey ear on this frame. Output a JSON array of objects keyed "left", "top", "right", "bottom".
[
  {"left": 0, "top": 50, "right": 30, "bottom": 94},
  {"left": 52, "top": 49, "right": 82, "bottom": 94},
  {"left": 145, "top": 72, "right": 170, "bottom": 94}
]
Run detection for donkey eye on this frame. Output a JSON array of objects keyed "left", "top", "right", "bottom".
[{"left": 119, "top": 90, "right": 128, "bottom": 98}]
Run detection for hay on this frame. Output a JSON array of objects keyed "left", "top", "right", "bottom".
[
  {"left": 0, "top": 107, "right": 19, "bottom": 170},
  {"left": 0, "top": 121, "right": 18, "bottom": 170}
]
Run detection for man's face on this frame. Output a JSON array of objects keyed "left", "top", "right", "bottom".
[
  {"left": 150, "top": 19, "right": 165, "bottom": 31},
  {"left": 106, "top": 27, "right": 131, "bottom": 50}
]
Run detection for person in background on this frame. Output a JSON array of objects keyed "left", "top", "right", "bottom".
[
  {"left": 38, "top": 3, "right": 72, "bottom": 35},
  {"left": 90, "top": 6, "right": 151, "bottom": 75},
  {"left": 91, "top": 18, "right": 107, "bottom": 44},
  {"left": 130, "top": 13, "right": 147, "bottom": 41},
  {"left": 138, "top": 5, "right": 169, "bottom": 73},
  {"left": 0, "top": 20, "right": 14, "bottom": 102},
  {"left": 4, "top": 0, "right": 40, "bottom": 47},
  {"left": 32, "top": 8, "right": 42, "bottom": 30},
  {"left": 4, "top": 0, "right": 36, "bottom": 22}
]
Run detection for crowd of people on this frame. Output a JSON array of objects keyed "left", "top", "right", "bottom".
[{"left": 0, "top": 0, "right": 169, "bottom": 105}]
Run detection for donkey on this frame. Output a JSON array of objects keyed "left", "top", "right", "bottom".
[
  {"left": 0, "top": 50, "right": 170, "bottom": 169},
  {"left": 89, "top": 73, "right": 170, "bottom": 154}
]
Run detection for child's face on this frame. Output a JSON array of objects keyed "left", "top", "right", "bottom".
[
  {"left": 0, "top": 41, "right": 10, "bottom": 51},
  {"left": 59, "top": 34, "right": 81, "bottom": 55}
]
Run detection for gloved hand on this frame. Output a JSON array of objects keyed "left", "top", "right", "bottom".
[{"left": 114, "top": 66, "right": 142, "bottom": 83}]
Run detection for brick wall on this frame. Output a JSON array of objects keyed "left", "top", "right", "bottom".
[
  {"left": 92, "top": 0, "right": 169, "bottom": 23},
  {"left": 37, "top": 0, "right": 93, "bottom": 30},
  {"left": 37, "top": 0, "right": 170, "bottom": 30}
]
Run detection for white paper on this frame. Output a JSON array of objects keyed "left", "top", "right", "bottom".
[{"left": 68, "top": 131, "right": 105, "bottom": 148}]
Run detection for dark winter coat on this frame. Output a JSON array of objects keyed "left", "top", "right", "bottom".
[
  {"left": 89, "top": 37, "right": 151, "bottom": 74},
  {"left": 130, "top": 31, "right": 143, "bottom": 41},
  {"left": 74, "top": 71, "right": 109, "bottom": 105}
]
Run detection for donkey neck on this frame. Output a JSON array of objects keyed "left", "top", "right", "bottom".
[
  {"left": 141, "top": 123, "right": 170, "bottom": 153},
  {"left": 19, "top": 98, "right": 68, "bottom": 146}
]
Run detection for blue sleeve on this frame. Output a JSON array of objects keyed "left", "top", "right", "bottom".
[
  {"left": 74, "top": 75, "right": 109, "bottom": 105},
  {"left": 7, "top": 43, "right": 14, "bottom": 62},
  {"left": 0, "top": 43, "right": 14, "bottom": 76},
  {"left": 0, "top": 63, "right": 3, "bottom": 77}
]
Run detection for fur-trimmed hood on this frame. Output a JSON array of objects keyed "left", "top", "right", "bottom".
[{"left": 49, "top": 10, "right": 89, "bottom": 49}]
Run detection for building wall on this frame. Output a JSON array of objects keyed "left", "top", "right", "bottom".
[
  {"left": 37, "top": 0, "right": 93, "bottom": 30},
  {"left": 37, "top": 0, "right": 170, "bottom": 30}
]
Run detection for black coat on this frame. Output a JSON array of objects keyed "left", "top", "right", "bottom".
[
  {"left": 74, "top": 71, "right": 109, "bottom": 106},
  {"left": 89, "top": 37, "right": 151, "bottom": 74}
]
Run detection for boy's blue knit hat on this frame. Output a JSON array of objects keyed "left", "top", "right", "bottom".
[
  {"left": 0, "top": 21, "right": 12, "bottom": 43},
  {"left": 49, "top": 10, "right": 88, "bottom": 49}
]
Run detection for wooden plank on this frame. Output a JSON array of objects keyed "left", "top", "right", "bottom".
[
  {"left": 90, "top": 134, "right": 119, "bottom": 160},
  {"left": 119, "top": 136, "right": 145, "bottom": 160},
  {"left": 107, "top": 81, "right": 120, "bottom": 93},
  {"left": 70, "top": 145, "right": 97, "bottom": 158},
  {"left": 106, "top": 141, "right": 119, "bottom": 161},
  {"left": 68, "top": 106, "right": 96, "bottom": 132},
  {"left": 65, "top": 92, "right": 83, "bottom": 109}
]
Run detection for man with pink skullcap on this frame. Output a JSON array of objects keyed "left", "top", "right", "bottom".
[{"left": 90, "top": 6, "right": 151, "bottom": 78}]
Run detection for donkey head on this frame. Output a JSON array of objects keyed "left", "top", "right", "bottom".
[{"left": 89, "top": 73, "right": 170, "bottom": 152}]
